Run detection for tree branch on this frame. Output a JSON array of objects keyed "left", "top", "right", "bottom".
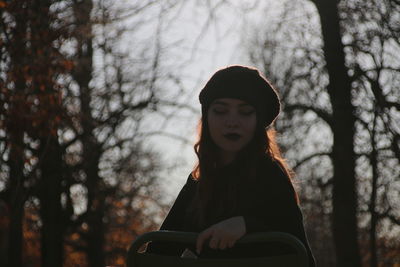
[{"left": 285, "top": 103, "right": 333, "bottom": 127}]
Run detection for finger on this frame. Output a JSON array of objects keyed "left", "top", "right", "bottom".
[
  {"left": 221, "top": 237, "right": 235, "bottom": 250},
  {"left": 209, "top": 235, "right": 220, "bottom": 249},
  {"left": 218, "top": 239, "right": 228, "bottom": 250},
  {"left": 227, "top": 239, "right": 236, "bottom": 248},
  {"left": 196, "top": 228, "right": 213, "bottom": 254}
]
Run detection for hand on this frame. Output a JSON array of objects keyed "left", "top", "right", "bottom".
[{"left": 196, "top": 216, "right": 246, "bottom": 254}]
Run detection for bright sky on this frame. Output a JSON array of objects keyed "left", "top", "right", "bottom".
[{"left": 140, "top": 1, "right": 266, "bottom": 201}]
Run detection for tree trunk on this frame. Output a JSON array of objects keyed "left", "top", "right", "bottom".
[
  {"left": 30, "top": 1, "right": 66, "bottom": 266},
  {"left": 369, "top": 113, "right": 378, "bottom": 267},
  {"left": 312, "top": 0, "right": 361, "bottom": 266},
  {"left": 72, "top": 1, "right": 106, "bottom": 266},
  {"left": 85, "top": 150, "right": 106, "bottom": 267},
  {"left": 7, "top": 140, "right": 25, "bottom": 267},
  {"left": 5, "top": 3, "right": 30, "bottom": 265},
  {"left": 38, "top": 137, "right": 64, "bottom": 267}
]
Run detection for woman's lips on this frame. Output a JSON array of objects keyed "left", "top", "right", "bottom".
[{"left": 223, "top": 133, "right": 241, "bottom": 141}]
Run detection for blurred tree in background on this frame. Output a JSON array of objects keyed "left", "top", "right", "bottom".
[
  {"left": 244, "top": 0, "right": 399, "bottom": 266},
  {"left": 1, "top": 0, "right": 187, "bottom": 266},
  {"left": 0, "top": 1, "right": 71, "bottom": 266}
]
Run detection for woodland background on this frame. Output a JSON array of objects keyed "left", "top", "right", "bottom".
[{"left": 0, "top": 0, "right": 399, "bottom": 266}]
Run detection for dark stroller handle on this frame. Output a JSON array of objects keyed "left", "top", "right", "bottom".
[{"left": 127, "top": 231, "right": 309, "bottom": 267}]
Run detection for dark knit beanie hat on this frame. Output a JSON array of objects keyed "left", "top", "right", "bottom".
[{"left": 199, "top": 65, "right": 281, "bottom": 127}]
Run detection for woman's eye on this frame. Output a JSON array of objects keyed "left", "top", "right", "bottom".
[
  {"left": 240, "top": 109, "right": 255, "bottom": 116},
  {"left": 212, "top": 108, "right": 227, "bottom": 114}
]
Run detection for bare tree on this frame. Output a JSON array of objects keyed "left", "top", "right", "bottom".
[
  {"left": 1, "top": 0, "right": 197, "bottom": 266},
  {"left": 244, "top": 0, "right": 399, "bottom": 266},
  {"left": 63, "top": 0, "right": 195, "bottom": 266},
  {"left": 1, "top": 1, "right": 72, "bottom": 266}
]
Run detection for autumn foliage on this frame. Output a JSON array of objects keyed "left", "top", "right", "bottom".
[{"left": 1, "top": 1, "right": 161, "bottom": 266}]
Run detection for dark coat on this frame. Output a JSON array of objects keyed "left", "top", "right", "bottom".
[{"left": 146, "top": 157, "right": 316, "bottom": 266}]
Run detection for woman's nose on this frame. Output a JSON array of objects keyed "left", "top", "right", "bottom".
[{"left": 225, "top": 115, "right": 239, "bottom": 128}]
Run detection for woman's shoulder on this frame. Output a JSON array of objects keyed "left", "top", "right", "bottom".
[
  {"left": 186, "top": 173, "right": 198, "bottom": 183},
  {"left": 258, "top": 156, "right": 299, "bottom": 202},
  {"left": 257, "top": 156, "right": 286, "bottom": 177},
  {"left": 182, "top": 173, "right": 199, "bottom": 191},
  {"left": 170, "top": 173, "right": 198, "bottom": 205},
  {"left": 257, "top": 156, "right": 294, "bottom": 188}
]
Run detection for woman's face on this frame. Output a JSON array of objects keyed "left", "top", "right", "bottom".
[{"left": 207, "top": 98, "right": 257, "bottom": 162}]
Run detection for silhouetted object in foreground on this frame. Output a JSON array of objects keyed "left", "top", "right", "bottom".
[{"left": 128, "top": 231, "right": 309, "bottom": 267}]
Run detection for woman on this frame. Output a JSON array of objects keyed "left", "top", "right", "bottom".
[{"left": 146, "top": 65, "right": 316, "bottom": 266}]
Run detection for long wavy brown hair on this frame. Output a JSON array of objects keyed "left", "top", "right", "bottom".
[{"left": 190, "top": 111, "right": 298, "bottom": 228}]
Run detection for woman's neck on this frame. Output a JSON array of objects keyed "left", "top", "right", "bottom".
[{"left": 218, "top": 150, "right": 237, "bottom": 166}]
